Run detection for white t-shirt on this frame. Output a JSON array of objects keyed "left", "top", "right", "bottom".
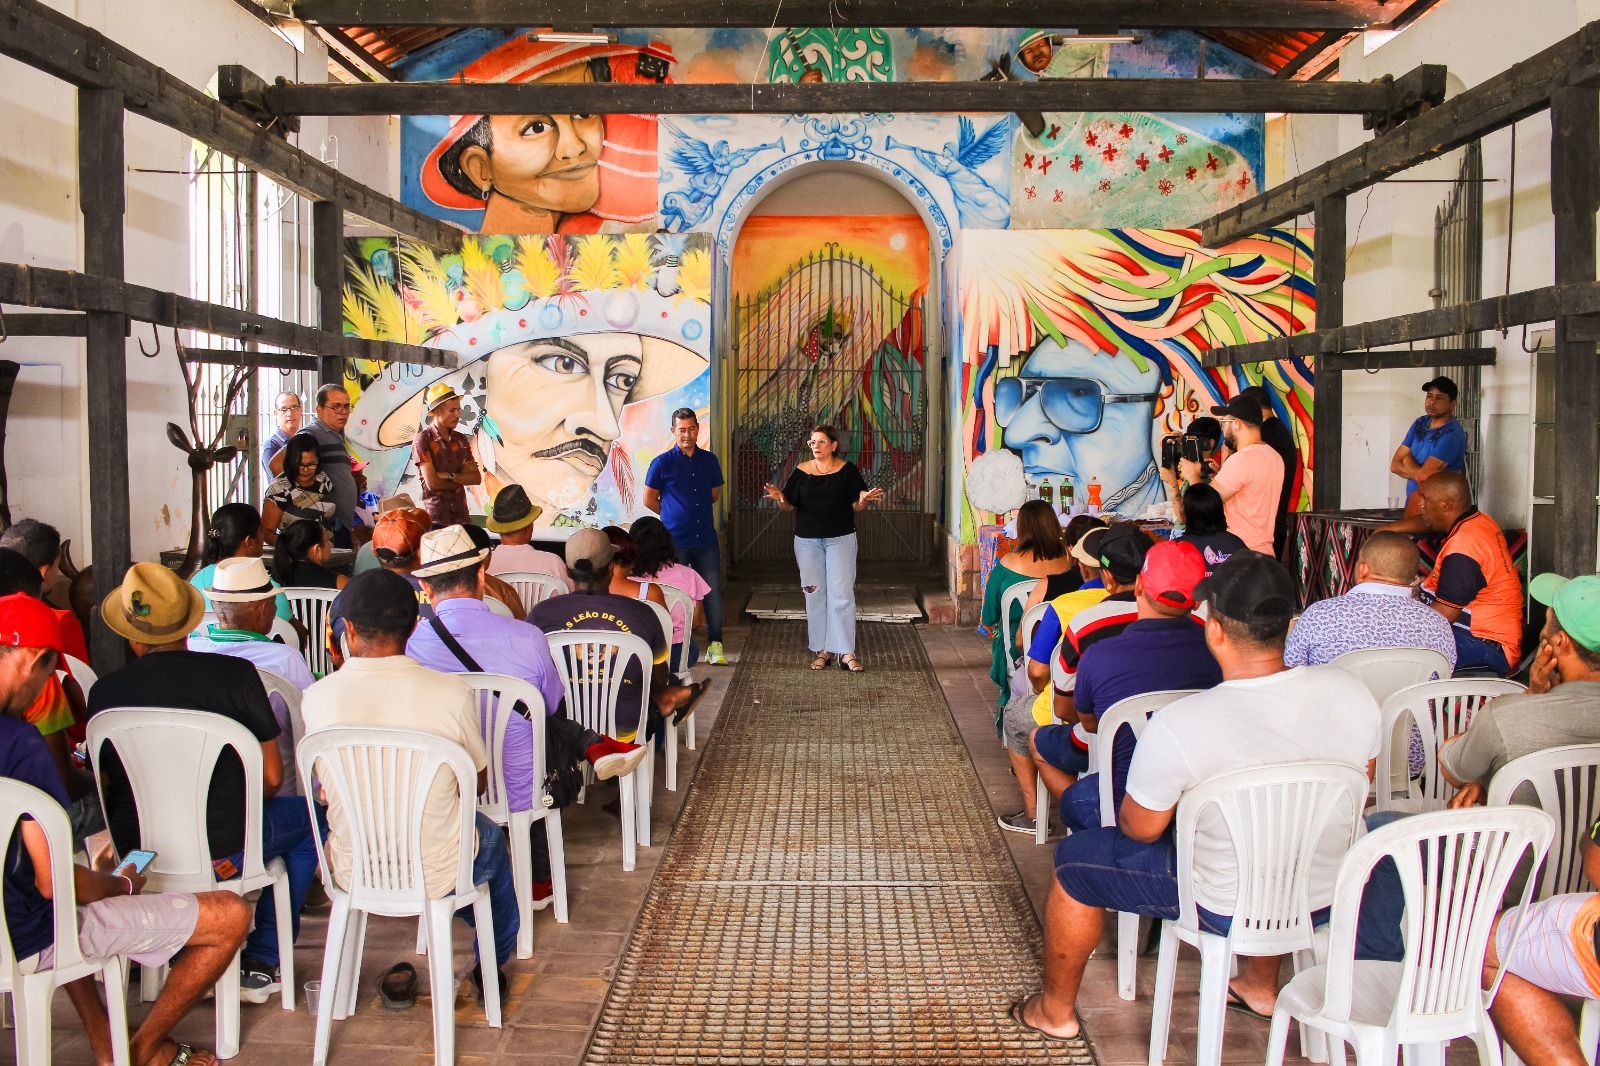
[
  {"left": 1123, "top": 664, "right": 1381, "bottom": 915},
  {"left": 186, "top": 630, "right": 316, "bottom": 691},
  {"left": 302, "top": 655, "right": 488, "bottom": 898}
]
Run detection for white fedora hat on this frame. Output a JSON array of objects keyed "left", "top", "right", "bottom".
[
  {"left": 414, "top": 525, "right": 490, "bottom": 578},
  {"left": 206, "top": 557, "right": 280, "bottom": 603}
]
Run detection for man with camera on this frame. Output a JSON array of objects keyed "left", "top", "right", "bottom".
[{"left": 1160, "top": 395, "right": 1284, "bottom": 556}]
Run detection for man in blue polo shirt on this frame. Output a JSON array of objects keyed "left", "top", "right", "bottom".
[
  {"left": 1032, "top": 539, "right": 1222, "bottom": 831},
  {"left": 644, "top": 407, "right": 728, "bottom": 665}
]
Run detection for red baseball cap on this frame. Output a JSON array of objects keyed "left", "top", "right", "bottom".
[
  {"left": 0, "top": 592, "right": 66, "bottom": 654},
  {"left": 1140, "top": 540, "right": 1207, "bottom": 610}
]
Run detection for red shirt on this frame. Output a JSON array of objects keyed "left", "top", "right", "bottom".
[{"left": 411, "top": 423, "right": 474, "bottom": 528}]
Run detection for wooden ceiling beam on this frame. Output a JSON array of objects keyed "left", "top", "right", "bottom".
[
  {"left": 1196, "top": 20, "right": 1600, "bottom": 245},
  {"left": 263, "top": 72, "right": 1405, "bottom": 116},
  {"left": 289, "top": 0, "right": 1384, "bottom": 31},
  {"left": 0, "top": 0, "right": 459, "bottom": 251}
]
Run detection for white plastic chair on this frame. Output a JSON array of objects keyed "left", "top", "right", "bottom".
[
  {"left": 1265, "top": 806, "right": 1555, "bottom": 1066},
  {"left": 61, "top": 653, "right": 97, "bottom": 695},
  {"left": 1018, "top": 601, "right": 1050, "bottom": 664},
  {"left": 460, "top": 672, "right": 568, "bottom": 959},
  {"left": 656, "top": 581, "right": 698, "bottom": 749},
  {"left": 484, "top": 595, "right": 514, "bottom": 618},
  {"left": 0, "top": 779, "right": 132, "bottom": 1066},
  {"left": 256, "top": 668, "right": 305, "bottom": 799},
  {"left": 1149, "top": 761, "right": 1372, "bottom": 1066},
  {"left": 281, "top": 587, "right": 339, "bottom": 677},
  {"left": 297, "top": 727, "right": 501, "bottom": 1066},
  {"left": 1374, "top": 679, "right": 1526, "bottom": 813},
  {"left": 1093, "top": 690, "right": 1201, "bottom": 1001},
  {"left": 636, "top": 596, "right": 684, "bottom": 793},
  {"left": 497, "top": 570, "right": 566, "bottom": 609},
  {"left": 85, "top": 708, "right": 297, "bottom": 1057},
  {"left": 998, "top": 578, "right": 1040, "bottom": 689},
  {"left": 1488, "top": 743, "right": 1600, "bottom": 898},
  {"left": 1026, "top": 647, "right": 1072, "bottom": 846},
  {"left": 1331, "top": 647, "right": 1454, "bottom": 798},
  {"left": 546, "top": 630, "right": 654, "bottom": 871}
]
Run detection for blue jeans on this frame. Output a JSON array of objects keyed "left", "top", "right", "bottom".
[
  {"left": 1452, "top": 627, "right": 1511, "bottom": 675},
  {"left": 1349, "top": 810, "right": 1421, "bottom": 964},
  {"left": 679, "top": 542, "right": 724, "bottom": 643},
  {"left": 234, "top": 797, "right": 324, "bottom": 968},
  {"left": 458, "top": 812, "right": 519, "bottom": 968},
  {"left": 1060, "top": 775, "right": 1102, "bottom": 834},
  {"left": 794, "top": 533, "right": 858, "bottom": 656}
]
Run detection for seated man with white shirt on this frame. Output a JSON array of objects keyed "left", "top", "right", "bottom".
[
  {"left": 188, "top": 558, "right": 316, "bottom": 691},
  {"left": 1010, "top": 553, "right": 1382, "bottom": 1042}
]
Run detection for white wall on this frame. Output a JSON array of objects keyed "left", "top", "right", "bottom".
[
  {"left": 0, "top": 0, "right": 392, "bottom": 566},
  {"left": 1283, "top": 0, "right": 1595, "bottom": 533}
]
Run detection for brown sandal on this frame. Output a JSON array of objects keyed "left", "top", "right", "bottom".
[
  {"left": 840, "top": 655, "right": 865, "bottom": 672},
  {"left": 810, "top": 652, "right": 833, "bottom": 670}
]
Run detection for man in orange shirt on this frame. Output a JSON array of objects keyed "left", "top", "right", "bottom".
[
  {"left": 1408, "top": 472, "right": 1524, "bottom": 675},
  {"left": 1166, "top": 394, "right": 1284, "bottom": 556}
]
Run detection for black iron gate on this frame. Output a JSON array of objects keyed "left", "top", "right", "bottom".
[
  {"left": 729, "top": 246, "right": 931, "bottom": 566},
  {"left": 1432, "top": 142, "right": 1484, "bottom": 489}
]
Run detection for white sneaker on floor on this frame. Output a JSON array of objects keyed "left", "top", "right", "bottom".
[{"left": 996, "top": 811, "right": 1036, "bottom": 835}]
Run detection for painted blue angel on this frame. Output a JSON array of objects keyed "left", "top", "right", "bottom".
[
  {"left": 886, "top": 117, "right": 1011, "bottom": 228},
  {"left": 661, "top": 132, "right": 785, "bottom": 232}
]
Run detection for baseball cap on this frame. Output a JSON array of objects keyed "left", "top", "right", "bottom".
[
  {"left": 337, "top": 569, "right": 420, "bottom": 632},
  {"left": 1421, "top": 376, "right": 1459, "bottom": 402},
  {"left": 565, "top": 527, "right": 616, "bottom": 575},
  {"left": 1209, "top": 393, "right": 1265, "bottom": 425},
  {"left": 1097, "top": 526, "right": 1153, "bottom": 585},
  {"left": 0, "top": 592, "right": 66, "bottom": 654},
  {"left": 1140, "top": 540, "right": 1207, "bottom": 610},
  {"left": 1193, "top": 551, "right": 1295, "bottom": 628},
  {"left": 1530, "top": 573, "right": 1600, "bottom": 652}
]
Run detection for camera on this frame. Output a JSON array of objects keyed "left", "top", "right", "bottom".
[{"left": 1160, "top": 434, "right": 1207, "bottom": 472}]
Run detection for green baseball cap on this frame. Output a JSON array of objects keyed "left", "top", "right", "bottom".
[{"left": 1529, "top": 573, "right": 1600, "bottom": 652}]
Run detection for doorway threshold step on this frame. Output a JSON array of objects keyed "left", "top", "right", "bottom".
[{"left": 743, "top": 584, "right": 923, "bottom": 623}]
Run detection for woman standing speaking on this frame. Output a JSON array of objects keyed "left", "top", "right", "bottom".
[{"left": 763, "top": 425, "right": 884, "bottom": 672}]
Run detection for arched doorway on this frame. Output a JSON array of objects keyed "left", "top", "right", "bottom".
[{"left": 721, "top": 162, "right": 944, "bottom": 576}]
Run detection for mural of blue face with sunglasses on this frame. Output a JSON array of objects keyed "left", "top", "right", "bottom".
[{"left": 995, "top": 337, "right": 1166, "bottom": 515}]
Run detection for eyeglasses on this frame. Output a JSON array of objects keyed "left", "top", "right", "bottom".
[
  {"left": 993, "top": 376, "right": 1160, "bottom": 433},
  {"left": 276, "top": 404, "right": 301, "bottom": 413},
  {"left": 320, "top": 402, "right": 353, "bottom": 412}
]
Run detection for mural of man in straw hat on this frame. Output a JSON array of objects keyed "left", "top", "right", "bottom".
[
  {"left": 345, "top": 234, "right": 712, "bottom": 526},
  {"left": 420, "top": 37, "right": 674, "bottom": 235}
]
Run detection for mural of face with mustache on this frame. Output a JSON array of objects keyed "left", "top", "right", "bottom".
[{"left": 484, "top": 332, "right": 644, "bottom": 507}]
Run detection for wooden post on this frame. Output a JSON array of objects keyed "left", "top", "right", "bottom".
[
  {"left": 1312, "top": 194, "right": 1347, "bottom": 512},
  {"left": 1551, "top": 85, "right": 1600, "bottom": 575},
  {"left": 79, "top": 87, "right": 130, "bottom": 670},
  {"left": 312, "top": 199, "right": 344, "bottom": 388}
]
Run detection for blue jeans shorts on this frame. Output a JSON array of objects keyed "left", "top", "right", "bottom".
[{"left": 1034, "top": 723, "right": 1090, "bottom": 776}]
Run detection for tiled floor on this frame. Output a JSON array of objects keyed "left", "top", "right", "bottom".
[{"left": 25, "top": 622, "right": 1439, "bottom": 1066}]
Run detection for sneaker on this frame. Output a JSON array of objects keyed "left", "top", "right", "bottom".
[
  {"left": 238, "top": 959, "right": 281, "bottom": 1004},
  {"left": 704, "top": 641, "right": 727, "bottom": 665},
  {"left": 585, "top": 737, "right": 647, "bottom": 780},
  {"left": 531, "top": 878, "right": 554, "bottom": 911},
  {"left": 996, "top": 811, "right": 1037, "bottom": 835}
]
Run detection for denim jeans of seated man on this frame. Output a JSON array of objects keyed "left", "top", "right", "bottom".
[
  {"left": 1055, "top": 825, "right": 1403, "bottom": 960},
  {"left": 458, "top": 812, "right": 520, "bottom": 968},
  {"left": 1453, "top": 627, "right": 1511, "bottom": 676},
  {"left": 212, "top": 796, "right": 327, "bottom": 968}
]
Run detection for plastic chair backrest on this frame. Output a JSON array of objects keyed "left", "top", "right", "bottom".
[
  {"left": 545, "top": 630, "right": 653, "bottom": 740},
  {"left": 61, "top": 653, "right": 98, "bottom": 696},
  {"left": 656, "top": 583, "right": 695, "bottom": 672},
  {"left": 296, "top": 726, "right": 480, "bottom": 910},
  {"left": 457, "top": 673, "right": 548, "bottom": 823},
  {"left": 256, "top": 668, "right": 305, "bottom": 798},
  {"left": 999, "top": 579, "right": 1040, "bottom": 671},
  {"left": 638, "top": 599, "right": 675, "bottom": 659},
  {"left": 85, "top": 707, "right": 268, "bottom": 889},
  {"left": 497, "top": 571, "right": 566, "bottom": 608},
  {"left": 1488, "top": 743, "right": 1600, "bottom": 899},
  {"left": 1095, "top": 690, "right": 1201, "bottom": 827},
  {"left": 484, "top": 596, "right": 514, "bottom": 618},
  {"left": 1315, "top": 806, "right": 1554, "bottom": 1043},
  {"left": 0, "top": 778, "right": 89, "bottom": 982},
  {"left": 1376, "top": 679, "right": 1526, "bottom": 810},
  {"left": 1330, "top": 646, "right": 1454, "bottom": 706},
  {"left": 269, "top": 615, "right": 300, "bottom": 646},
  {"left": 1019, "top": 602, "right": 1050, "bottom": 665},
  {"left": 1174, "top": 761, "right": 1371, "bottom": 955},
  {"left": 280, "top": 587, "right": 339, "bottom": 676}
]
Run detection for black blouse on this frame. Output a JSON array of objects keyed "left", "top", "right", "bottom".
[{"left": 783, "top": 461, "right": 870, "bottom": 540}]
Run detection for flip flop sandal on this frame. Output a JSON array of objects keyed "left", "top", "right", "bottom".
[
  {"left": 672, "top": 679, "right": 712, "bottom": 724},
  {"left": 1226, "top": 987, "right": 1272, "bottom": 1021},
  {"left": 839, "top": 655, "right": 865, "bottom": 672},
  {"left": 1007, "top": 997, "right": 1087, "bottom": 1045},
  {"left": 378, "top": 961, "right": 417, "bottom": 1010},
  {"left": 810, "top": 652, "right": 833, "bottom": 670}
]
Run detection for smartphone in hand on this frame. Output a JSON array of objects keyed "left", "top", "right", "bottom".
[{"left": 117, "top": 850, "right": 157, "bottom": 875}]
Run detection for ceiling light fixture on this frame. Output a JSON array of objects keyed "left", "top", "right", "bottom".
[
  {"left": 528, "top": 30, "right": 618, "bottom": 45},
  {"left": 1060, "top": 32, "right": 1144, "bottom": 44}
]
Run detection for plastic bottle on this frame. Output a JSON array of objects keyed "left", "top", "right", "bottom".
[
  {"left": 1039, "top": 476, "right": 1054, "bottom": 509},
  {"left": 1087, "top": 476, "right": 1103, "bottom": 516},
  {"left": 1062, "top": 476, "right": 1077, "bottom": 517}
]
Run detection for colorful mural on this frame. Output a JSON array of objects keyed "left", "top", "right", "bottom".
[
  {"left": 394, "top": 28, "right": 1267, "bottom": 235},
  {"left": 949, "top": 228, "right": 1315, "bottom": 541},
  {"left": 340, "top": 233, "right": 714, "bottom": 527}
]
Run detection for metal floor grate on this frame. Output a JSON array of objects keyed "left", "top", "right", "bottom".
[{"left": 583, "top": 622, "right": 1094, "bottom": 1064}]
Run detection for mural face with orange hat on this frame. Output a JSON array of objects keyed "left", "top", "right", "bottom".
[
  {"left": 484, "top": 332, "right": 643, "bottom": 501},
  {"left": 448, "top": 64, "right": 606, "bottom": 234}
]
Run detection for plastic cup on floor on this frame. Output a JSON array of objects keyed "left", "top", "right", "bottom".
[
  {"left": 304, "top": 980, "right": 322, "bottom": 1016},
  {"left": 1388, "top": 495, "right": 1402, "bottom": 510}
]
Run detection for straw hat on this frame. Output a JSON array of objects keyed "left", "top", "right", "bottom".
[
  {"left": 101, "top": 562, "right": 206, "bottom": 644},
  {"left": 414, "top": 525, "right": 490, "bottom": 578},
  {"left": 425, "top": 381, "right": 461, "bottom": 412},
  {"left": 205, "top": 557, "right": 279, "bottom": 603},
  {"left": 378, "top": 493, "right": 418, "bottom": 514}
]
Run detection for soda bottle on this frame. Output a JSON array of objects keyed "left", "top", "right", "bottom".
[
  {"left": 1087, "top": 476, "right": 1103, "bottom": 516},
  {"left": 1040, "top": 477, "right": 1054, "bottom": 509},
  {"left": 1062, "top": 476, "right": 1077, "bottom": 516}
]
